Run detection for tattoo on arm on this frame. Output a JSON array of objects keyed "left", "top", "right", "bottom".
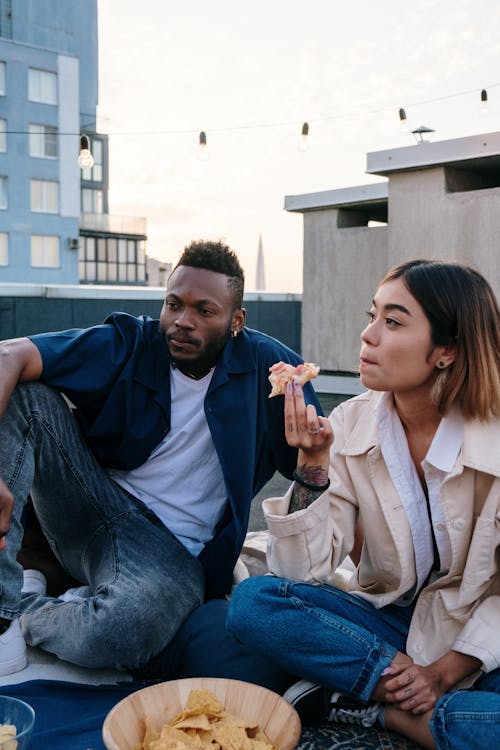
[{"left": 288, "top": 463, "right": 329, "bottom": 514}]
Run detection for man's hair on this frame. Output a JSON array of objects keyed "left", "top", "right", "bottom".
[
  {"left": 381, "top": 259, "right": 500, "bottom": 420},
  {"left": 174, "top": 239, "right": 244, "bottom": 309}
]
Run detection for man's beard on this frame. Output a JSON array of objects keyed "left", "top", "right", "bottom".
[{"left": 168, "top": 324, "right": 232, "bottom": 373}]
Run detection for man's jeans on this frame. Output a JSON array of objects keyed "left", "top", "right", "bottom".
[
  {"left": 0, "top": 383, "right": 205, "bottom": 671},
  {"left": 227, "top": 576, "right": 500, "bottom": 748}
]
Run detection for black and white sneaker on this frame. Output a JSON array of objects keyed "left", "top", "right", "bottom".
[
  {"left": 283, "top": 680, "right": 332, "bottom": 724},
  {"left": 328, "top": 691, "right": 380, "bottom": 727},
  {"left": 283, "top": 680, "right": 380, "bottom": 728}
]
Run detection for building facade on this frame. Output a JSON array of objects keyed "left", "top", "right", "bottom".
[
  {"left": 286, "top": 130, "right": 500, "bottom": 394},
  {"left": 0, "top": 0, "right": 147, "bottom": 285}
]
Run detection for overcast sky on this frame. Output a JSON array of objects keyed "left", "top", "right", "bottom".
[{"left": 97, "top": 0, "right": 500, "bottom": 292}]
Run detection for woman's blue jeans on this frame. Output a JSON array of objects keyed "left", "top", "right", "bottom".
[
  {"left": 0, "top": 383, "right": 205, "bottom": 670},
  {"left": 227, "top": 575, "right": 500, "bottom": 749}
]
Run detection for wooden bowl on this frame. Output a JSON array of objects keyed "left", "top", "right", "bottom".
[{"left": 102, "top": 677, "right": 301, "bottom": 750}]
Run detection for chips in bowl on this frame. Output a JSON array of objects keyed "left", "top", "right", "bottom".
[{"left": 102, "top": 678, "right": 301, "bottom": 750}]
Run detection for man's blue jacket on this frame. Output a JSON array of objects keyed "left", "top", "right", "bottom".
[{"left": 30, "top": 313, "right": 322, "bottom": 598}]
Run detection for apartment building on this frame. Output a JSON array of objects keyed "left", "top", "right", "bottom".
[{"left": 0, "top": 0, "right": 147, "bottom": 285}]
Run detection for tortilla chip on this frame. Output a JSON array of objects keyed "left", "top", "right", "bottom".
[
  {"left": 141, "top": 689, "right": 275, "bottom": 750},
  {"left": 171, "top": 690, "right": 224, "bottom": 724},
  {"left": 172, "top": 714, "right": 213, "bottom": 731}
]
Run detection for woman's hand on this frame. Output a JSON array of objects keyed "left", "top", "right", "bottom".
[
  {"left": 381, "top": 662, "right": 447, "bottom": 714},
  {"left": 284, "top": 381, "right": 333, "bottom": 457},
  {"left": 285, "top": 381, "right": 333, "bottom": 514},
  {"left": 381, "top": 651, "right": 481, "bottom": 715}
]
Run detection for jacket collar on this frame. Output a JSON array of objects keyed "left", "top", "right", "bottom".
[
  {"left": 461, "top": 418, "right": 500, "bottom": 477},
  {"left": 209, "top": 328, "right": 257, "bottom": 392},
  {"left": 341, "top": 390, "right": 381, "bottom": 456},
  {"left": 341, "top": 389, "right": 500, "bottom": 479},
  {"left": 133, "top": 323, "right": 256, "bottom": 391}
]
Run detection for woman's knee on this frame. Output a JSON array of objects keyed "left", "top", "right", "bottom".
[
  {"left": 430, "top": 690, "right": 500, "bottom": 749},
  {"left": 227, "top": 575, "right": 281, "bottom": 637}
]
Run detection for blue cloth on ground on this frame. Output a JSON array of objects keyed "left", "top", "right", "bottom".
[{"left": 0, "top": 680, "right": 143, "bottom": 750}]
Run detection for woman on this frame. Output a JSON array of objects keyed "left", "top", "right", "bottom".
[{"left": 228, "top": 260, "right": 500, "bottom": 749}]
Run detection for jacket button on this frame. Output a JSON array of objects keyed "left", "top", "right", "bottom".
[
  {"left": 454, "top": 519, "right": 466, "bottom": 529},
  {"left": 413, "top": 643, "right": 422, "bottom": 653}
]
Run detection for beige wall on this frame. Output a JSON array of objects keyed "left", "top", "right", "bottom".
[
  {"left": 302, "top": 210, "right": 388, "bottom": 369},
  {"left": 387, "top": 167, "right": 500, "bottom": 289},
  {"left": 300, "top": 166, "right": 500, "bottom": 372}
]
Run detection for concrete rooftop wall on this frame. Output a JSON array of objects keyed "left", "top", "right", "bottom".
[
  {"left": 293, "top": 132, "right": 500, "bottom": 375},
  {"left": 387, "top": 168, "right": 500, "bottom": 287},
  {"left": 302, "top": 211, "right": 388, "bottom": 370}
]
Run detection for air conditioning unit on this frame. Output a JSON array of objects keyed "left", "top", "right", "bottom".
[{"left": 68, "top": 237, "right": 80, "bottom": 250}]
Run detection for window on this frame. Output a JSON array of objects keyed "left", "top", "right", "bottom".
[
  {"left": 81, "top": 137, "right": 103, "bottom": 182},
  {"left": 0, "top": 232, "right": 7, "bottom": 265},
  {"left": 0, "top": 2, "right": 12, "bottom": 39},
  {"left": 81, "top": 187, "right": 103, "bottom": 214},
  {"left": 31, "top": 235, "right": 59, "bottom": 267},
  {"left": 0, "top": 62, "right": 5, "bottom": 95},
  {"left": 79, "top": 236, "right": 146, "bottom": 283},
  {"left": 28, "top": 68, "right": 57, "bottom": 105},
  {"left": 29, "top": 124, "right": 57, "bottom": 158},
  {"left": 445, "top": 166, "right": 500, "bottom": 192},
  {"left": 31, "top": 180, "right": 58, "bottom": 213},
  {"left": 0, "top": 176, "right": 7, "bottom": 209}
]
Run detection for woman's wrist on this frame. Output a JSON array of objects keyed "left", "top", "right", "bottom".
[
  {"left": 288, "top": 463, "right": 330, "bottom": 514},
  {"left": 292, "top": 469, "right": 330, "bottom": 492},
  {"left": 434, "top": 651, "right": 482, "bottom": 691}
]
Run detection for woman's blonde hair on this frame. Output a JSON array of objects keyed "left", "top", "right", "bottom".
[{"left": 381, "top": 259, "right": 500, "bottom": 420}]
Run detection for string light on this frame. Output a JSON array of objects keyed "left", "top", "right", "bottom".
[
  {"left": 198, "top": 131, "right": 208, "bottom": 161},
  {"left": 3, "top": 82, "right": 498, "bottom": 154},
  {"left": 480, "top": 89, "right": 489, "bottom": 114},
  {"left": 398, "top": 107, "right": 408, "bottom": 132},
  {"left": 77, "top": 134, "right": 94, "bottom": 169},
  {"left": 298, "top": 122, "right": 309, "bottom": 151}
]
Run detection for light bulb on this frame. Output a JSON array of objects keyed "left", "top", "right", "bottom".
[
  {"left": 198, "top": 131, "right": 208, "bottom": 161},
  {"left": 298, "top": 122, "right": 309, "bottom": 151},
  {"left": 480, "top": 89, "right": 488, "bottom": 114},
  {"left": 78, "top": 134, "right": 94, "bottom": 169},
  {"left": 398, "top": 107, "right": 408, "bottom": 132}
]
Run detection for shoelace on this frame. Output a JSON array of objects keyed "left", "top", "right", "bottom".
[{"left": 328, "top": 700, "right": 380, "bottom": 727}]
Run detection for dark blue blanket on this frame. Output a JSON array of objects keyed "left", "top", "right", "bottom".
[
  {"left": 0, "top": 680, "right": 143, "bottom": 750},
  {"left": 1, "top": 680, "right": 421, "bottom": 750}
]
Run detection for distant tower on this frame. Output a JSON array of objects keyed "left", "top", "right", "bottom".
[{"left": 255, "top": 234, "right": 266, "bottom": 291}]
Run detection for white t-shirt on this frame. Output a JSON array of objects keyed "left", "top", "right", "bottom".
[{"left": 108, "top": 365, "right": 227, "bottom": 556}]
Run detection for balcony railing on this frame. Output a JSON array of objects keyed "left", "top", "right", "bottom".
[{"left": 79, "top": 213, "right": 147, "bottom": 237}]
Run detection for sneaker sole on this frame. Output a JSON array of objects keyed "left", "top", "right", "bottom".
[
  {"left": 0, "top": 653, "right": 28, "bottom": 676},
  {"left": 283, "top": 680, "right": 321, "bottom": 705}
]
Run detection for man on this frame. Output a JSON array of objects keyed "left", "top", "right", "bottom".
[{"left": 0, "top": 239, "right": 320, "bottom": 677}]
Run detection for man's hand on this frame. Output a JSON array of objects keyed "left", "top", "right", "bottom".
[{"left": 0, "top": 475, "right": 13, "bottom": 549}]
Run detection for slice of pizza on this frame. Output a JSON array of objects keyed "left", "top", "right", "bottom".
[{"left": 268, "top": 360, "right": 320, "bottom": 398}]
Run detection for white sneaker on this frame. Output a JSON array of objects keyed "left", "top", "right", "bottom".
[
  {"left": 0, "top": 619, "right": 27, "bottom": 675},
  {"left": 58, "top": 585, "right": 91, "bottom": 602},
  {"left": 22, "top": 568, "right": 47, "bottom": 595}
]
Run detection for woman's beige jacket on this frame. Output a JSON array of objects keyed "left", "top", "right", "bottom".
[{"left": 263, "top": 390, "right": 500, "bottom": 677}]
